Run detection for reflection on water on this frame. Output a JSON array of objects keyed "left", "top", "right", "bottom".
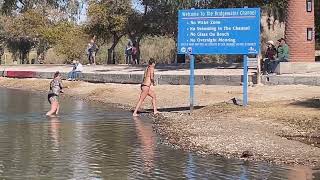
[
  {"left": 133, "top": 116, "right": 155, "bottom": 174},
  {"left": 0, "top": 88, "right": 318, "bottom": 179}
]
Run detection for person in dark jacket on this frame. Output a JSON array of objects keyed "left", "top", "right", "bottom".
[
  {"left": 87, "top": 39, "right": 99, "bottom": 65},
  {"left": 263, "top": 40, "right": 277, "bottom": 74}
]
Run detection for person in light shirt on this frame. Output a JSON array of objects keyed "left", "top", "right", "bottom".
[{"left": 68, "top": 61, "right": 83, "bottom": 81}]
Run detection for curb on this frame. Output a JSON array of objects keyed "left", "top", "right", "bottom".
[{"left": 0, "top": 70, "right": 256, "bottom": 86}]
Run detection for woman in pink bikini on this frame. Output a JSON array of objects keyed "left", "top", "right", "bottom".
[{"left": 133, "top": 58, "right": 159, "bottom": 116}]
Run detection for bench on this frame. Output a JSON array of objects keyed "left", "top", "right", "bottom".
[
  {"left": 74, "top": 72, "right": 83, "bottom": 80},
  {"left": 274, "top": 61, "right": 320, "bottom": 74}
]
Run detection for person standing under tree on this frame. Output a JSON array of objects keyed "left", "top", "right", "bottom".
[
  {"left": 125, "top": 42, "right": 133, "bottom": 64},
  {"left": 87, "top": 38, "right": 99, "bottom": 65},
  {"left": 133, "top": 58, "right": 159, "bottom": 116}
]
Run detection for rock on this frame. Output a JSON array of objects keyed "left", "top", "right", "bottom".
[
  {"left": 241, "top": 151, "right": 253, "bottom": 158},
  {"left": 227, "top": 97, "right": 243, "bottom": 106}
]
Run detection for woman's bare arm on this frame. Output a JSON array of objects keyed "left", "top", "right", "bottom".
[{"left": 59, "top": 80, "right": 64, "bottom": 93}]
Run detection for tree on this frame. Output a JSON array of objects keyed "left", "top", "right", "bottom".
[
  {"left": 1, "top": 0, "right": 59, "bottom": 15},
  {"left": 2, "top": 10, "right": 49, "bottom": 63},
  {"left": 137, "top": 0, "right": 287, "bottom": 49},
  {"left": 125, "top": 0, "right": 188, "bottom": 63},
  {"left": 0, "top": 0, "right": 88, "bottom": 63},
  {"left": 45, "top": 22, "right": 88, "bottom": 62},
  {"left": 87, "top": 0, "right": 131, "bottom": 64}
]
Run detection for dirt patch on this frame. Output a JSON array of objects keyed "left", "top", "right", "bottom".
[{"left": 155, "top": 101, "right": 320, "bottom": 167}]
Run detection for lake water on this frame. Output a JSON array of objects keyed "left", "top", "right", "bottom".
[{"left": 0, "top": 88, "right": 319, "bottom": 179}]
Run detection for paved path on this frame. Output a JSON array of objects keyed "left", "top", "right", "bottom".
[
  {"left": 1, "top": 64, "right": 320, "bottom": 86},
  {"left": 0, "top": 64, "right": 255, "bottom": 75}
]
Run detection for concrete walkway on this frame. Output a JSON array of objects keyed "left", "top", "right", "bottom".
[
  {"left": 1, "top": 64, "right": 320, "bottom": 86},
  {"left": 0, "top": 64, "right": 256, "bottom": 86}
]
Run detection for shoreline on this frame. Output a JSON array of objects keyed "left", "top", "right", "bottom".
[
  {"left": 0, "top": 77, "right": 319, "bottom": 168},
  {"left": 154, "top": 103, "right": 320, "bottom": 167}
]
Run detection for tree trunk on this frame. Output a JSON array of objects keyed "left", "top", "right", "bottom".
[
  {"left": 107, "top": 34, "right": 122, "bottom": 64},
  {"left": 285, "top": 0, "right": 315, "bottom": 62},
  {"left": 107, "top": 48, "right": 113, "bottom": 64}
]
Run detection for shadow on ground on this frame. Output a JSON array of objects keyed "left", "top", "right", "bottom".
[
  {"left": 144, "top": 106, "right": 205, "bottom": 113},
  {"left": 155, "top": 63, "right": 244, "bottom": 72},
  {"left": 290, "top": 98, "right": 320, "bottom": 108},
  {"left": 100, "top": 64, "right": 245, "bottom": 72},
  {"left": 94, "top": 70, "right": 112, "bottom": 72}
]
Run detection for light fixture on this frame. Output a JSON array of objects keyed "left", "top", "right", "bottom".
[
  {"left": 306, "top": 0, "right": 312, "bottom": 12},
  {"left": 307, "top": 28, "right": 313, "bottom": 41}
]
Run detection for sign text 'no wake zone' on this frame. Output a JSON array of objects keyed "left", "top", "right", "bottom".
[{"left": 178, "top": 8, "right": 260, "bottom": 55}]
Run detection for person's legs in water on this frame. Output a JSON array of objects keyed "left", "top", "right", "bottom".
[
  {"left": 147, "top": 86, "right": 159, "bottom": 115},
  {"left": 55, "top": 103, "right": 60, "bottom": 115},
  {"left": 46, "top": 99, "right": 59, "bottom": 116},
  {"left": 133, "top": 86, "right": 150, "bottom": 116}
]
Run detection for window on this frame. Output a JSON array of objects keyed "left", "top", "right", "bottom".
[
  {"left": 306, "top": 0, "right": 312, "bottom": 12},
  {"left": 307, "top": 28, "right": 313, "bottom": 41}
]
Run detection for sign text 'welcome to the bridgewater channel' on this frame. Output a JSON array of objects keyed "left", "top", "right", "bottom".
[{"left": 178, "top": 8, "right": 260, "bottom": 55}]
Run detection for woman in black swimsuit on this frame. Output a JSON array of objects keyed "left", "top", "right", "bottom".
[
  {"left": 46, "top": 71, "right": 63, "bottom": 116},
  {"left": 133, "top": 58, "right": 159, "bottom": 116}
]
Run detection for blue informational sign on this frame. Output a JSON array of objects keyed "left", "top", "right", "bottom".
[{"left": 178, "top": 8, "right": 260, "bottom": 55}]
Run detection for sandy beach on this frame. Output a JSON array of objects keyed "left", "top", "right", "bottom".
[{"left": 0, "top": 77, "right": 319, "bottom": 167}]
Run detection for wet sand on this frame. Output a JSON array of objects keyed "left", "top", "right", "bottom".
[{"left": 0, "top": 78, "right": 319, "bottom": 167}]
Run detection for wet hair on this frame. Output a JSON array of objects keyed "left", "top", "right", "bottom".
[
  {"left": 148, "top": 58, "right": 156, "bottom": 65},
  {"left": 54, "top": 71, "right": 60, "bottom": 78}
]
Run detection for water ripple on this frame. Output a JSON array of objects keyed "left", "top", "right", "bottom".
[{"left": 0, "top": 88, "right": 318, "bottom": 179}]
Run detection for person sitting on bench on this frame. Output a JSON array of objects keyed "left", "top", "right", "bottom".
[{"left": 68, "top": 61, "right": 83, "bottom": 81}]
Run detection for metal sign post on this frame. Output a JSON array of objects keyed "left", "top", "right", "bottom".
[
  {"left": 177, "top": 8, "right": 260, "bottom": 110},
  {"left": 243, "top": 55, "right": 248, "bottom": 106},
  {"left": 189, "top": 54, "right": 195, "bottom": 113}
]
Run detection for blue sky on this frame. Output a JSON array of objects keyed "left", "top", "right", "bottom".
[{"left": 133, "top": 0, "right": 144, "bottom": 12}]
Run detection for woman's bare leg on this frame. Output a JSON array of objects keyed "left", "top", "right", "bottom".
[
  {"left": 133, "top": 87, "right": 149, "bottom": 116},
  {"left": 46, "top": 101, "right": 58, "bottom": 116},
  {"left": 55, "top": 103, "right": 60, "bottom": 115},
  {"left": 148, "top": 87, "right": 159, "bottom": 115}
]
